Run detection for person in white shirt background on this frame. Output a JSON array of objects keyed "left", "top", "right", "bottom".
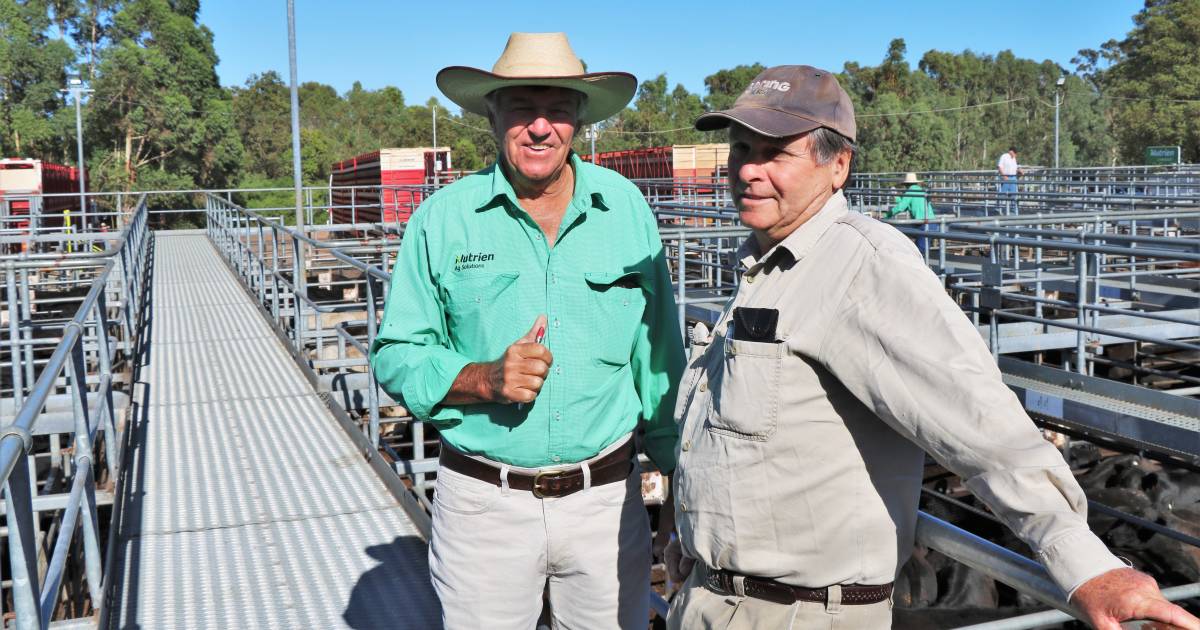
[{"left": 997, "top": 146, "right": 1021, "bottom": 215}]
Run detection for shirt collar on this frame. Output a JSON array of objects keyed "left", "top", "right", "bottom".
[
  {"left": 478, "top": 152, "right": 607, "bottom": 213},
  {"left": 737, "top": 190, "right": 850, "bottom": 273}
]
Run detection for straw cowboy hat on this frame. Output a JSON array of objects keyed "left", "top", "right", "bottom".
[
  {"left": 899, "top": 172, "right": 923, "bottom": 186},
  {"left": 436, "top": 32, "right": 636, "bottom": 125}
]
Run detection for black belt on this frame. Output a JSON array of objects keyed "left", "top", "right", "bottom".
[
  {"left": 438, "top": 440, "right": 633, "bottom": 499},
  {"left": 705, "top": 569, "right": 892, "bottom": 606}
]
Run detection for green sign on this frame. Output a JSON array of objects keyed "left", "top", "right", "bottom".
[{"left": 1145, "top": 146, "right": 1181, "bottom": 165}]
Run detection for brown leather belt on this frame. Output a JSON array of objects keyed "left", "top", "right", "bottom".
[
  {"left": 438, "top": 439, "right": 633, "bottom": 499},
  {"left": 705, "top": 569, "right": 892, "bottom": 606}
]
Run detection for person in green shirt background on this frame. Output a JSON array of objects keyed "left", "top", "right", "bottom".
[
  {"left": 886, "top": 171, "right": 937, "bottom": 254},
  {"left": 368, "top": 33, "right": 685, "bottom": 630}
]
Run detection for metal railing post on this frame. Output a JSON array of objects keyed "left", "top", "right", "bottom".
[
  {"left": 66, "top": 324, "right": 103, "bottom": 616},
  {"left": 293, "top": 234, "right": 306, "bottom": 354},
  {"left": 365, "top": 275, "right": 381, "bottom": 450},
  {"left": 1075, "top": 246, "right": 1088, "bottom": 375},
  {"left": 676, "top": 233, "right": 687, "bottom": 335},
  {"left": 5, "top": 265, "right": 25, "bottom": 410},
  {"left": 18, "top": 268, "right": 34, "bottom": 392},
  {"left": 6, "top": 455, "right": 42, "bottom": 630}
]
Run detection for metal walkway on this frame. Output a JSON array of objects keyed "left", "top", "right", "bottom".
[{"left": 105, "top": 231, "right": 439, "bottom": 629}]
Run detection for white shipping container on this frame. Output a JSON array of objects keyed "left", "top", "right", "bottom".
[{"left": 380, "top": 147, "right": 452, "bottom": 172}]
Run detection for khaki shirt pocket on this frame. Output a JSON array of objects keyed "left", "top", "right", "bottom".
[
  {"left": 584, "top": 271, "right": 647, "bottom": 366},
  {"left": 708, "top": 336, "right": 782, "bottom": 440}
]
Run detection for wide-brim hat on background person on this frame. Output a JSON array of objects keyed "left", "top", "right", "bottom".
[
  {"left": 436, "top": 32, "right": 637, "bottom": 125},
  {"left": 694, "top": 65, "right": 857, "bottom": 142},
  {"left": 899, "top": 172, "right": 923, "bottom": 186}
]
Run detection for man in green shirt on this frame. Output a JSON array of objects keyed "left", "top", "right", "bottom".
[
  {"left": 885, "top": 172, "right": 934, "bottom": 221},
  {"left": 885, "top": 172, "right": 936, "bottom": 254},
  {"left": 369, "top": 33, "right": 684, "bottom": 629}
]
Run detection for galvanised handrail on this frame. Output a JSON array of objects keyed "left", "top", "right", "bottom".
[{"left": 0, "top": 196, "right": 149, "bottom": 629}]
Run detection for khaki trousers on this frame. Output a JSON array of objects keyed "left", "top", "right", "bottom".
[
  {"left": 429, "top": 460, "right": 650, "bottom": 629},
  {"left": 667, "top": 566, "right": 893, "bottom": 630}
]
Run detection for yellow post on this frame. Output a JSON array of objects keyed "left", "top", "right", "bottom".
[{"left": 64, "top": 209, "right": 73, "bottom": 253}]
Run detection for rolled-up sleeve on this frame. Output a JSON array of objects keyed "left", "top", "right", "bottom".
[
  {"left": 630, "top": 199, "right": 685, "bottom": 474},
  {"left": 886, "top": 195, "right": 911, "bottom": 219},
  {"left": 369, "top": 211, "right": 471, "bottom": 424},
  {"left": 817, "top": 244, "right": 1124, "bottom": 596}
]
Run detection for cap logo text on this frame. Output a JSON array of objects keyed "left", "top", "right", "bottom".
[{"left": 744, "top": 80, "right": 791, "bottom": 96}]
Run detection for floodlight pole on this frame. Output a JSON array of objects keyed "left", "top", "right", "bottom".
[
  {"left": 1054, "top": 77, "right": 1065, "bottom": 169},
  {"left": 287, "top": 0, "right": 303, "bottom": 232},
  {"left": 286, "top": 0, "right": 305, "bottom": 281},
  {"left": 62, "top": 79, "right": 93, "bottom": 229}
]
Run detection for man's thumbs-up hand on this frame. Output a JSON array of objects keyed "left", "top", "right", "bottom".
[{"left": 487, "top": 314, "right": 553, "bottom": 405}]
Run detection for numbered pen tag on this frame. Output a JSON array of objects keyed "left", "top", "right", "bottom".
[{"left": 1024, "top": 390, "right": 1063, "bottom": 418}]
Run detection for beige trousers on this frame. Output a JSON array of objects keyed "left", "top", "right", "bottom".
[
  {"left": 428, "top": 460, "right": 650, "bottom": 630},
  {"left": 667, "top": 566, "right": 893, "bottom": 630}
]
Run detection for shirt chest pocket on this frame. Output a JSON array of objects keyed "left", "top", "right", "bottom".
[
  {"left": 442, "top": 271, "right": 521, "bottom": 357},
  {"left": 584, "top": 271, "right": 647, "bottom": 367},
  {"left": 708, "top": 336, "right": 782, "bottom": 440}
]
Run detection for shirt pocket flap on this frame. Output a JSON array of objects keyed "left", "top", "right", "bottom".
[
  {"left": 442, "top": 271, "right": 520, "bottom": 314},
  {"left": 582, "top": 270, "right": 648, "bottom": 367},
  {"left": 584, "top": 270, "right": 646, "bottom": 291}
]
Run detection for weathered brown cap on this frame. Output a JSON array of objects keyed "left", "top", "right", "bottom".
[{"left": 695, "top": 65, "right": 856, "bottom": 142}]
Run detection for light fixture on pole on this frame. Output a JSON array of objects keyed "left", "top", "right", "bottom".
[
  {"left": 62, "top": 76, "right": 93, "bottom": 230},
  {"left": 1054, "top": 76, "right": 1065, "bottom": 169}
]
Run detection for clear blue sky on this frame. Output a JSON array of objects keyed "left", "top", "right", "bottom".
[{"left": 198, "top": 0, "right": 1141, "bottom": 112}]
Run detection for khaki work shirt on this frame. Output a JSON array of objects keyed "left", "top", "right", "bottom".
[{"left": 673, "top": 191, "right": 1124, "bottom": 596}]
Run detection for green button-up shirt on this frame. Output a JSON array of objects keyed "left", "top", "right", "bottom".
[{"left": 369, "top": 153, "right": 685, "bottom": 472}]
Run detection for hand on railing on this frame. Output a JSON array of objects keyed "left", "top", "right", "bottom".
[{"left": 1072, "top": 568, "right": 1200, "bottom": 630}]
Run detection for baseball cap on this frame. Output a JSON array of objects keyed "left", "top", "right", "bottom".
[{"left": 695, "top": 65, "right": 857, "bottom": 142}]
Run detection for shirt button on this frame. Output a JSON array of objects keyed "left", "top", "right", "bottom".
[
  {"left": 552, "top": 455, "right": 560, "bottom": 462},
  {"left": 553, "top": 319, "right": 560, "bottom": 328},
  {"left": 555, "top": 411, "right": 562, "bottom": 421},
  {"left": 746, "top": 274, "right": 755, "bottom": 284},
  {"left": 699, "top": 382, "right": 707, "bottom": 392},
  {"left": 682, "top": 440, "right": 691, "bottom": 451},
  {"left": 680, "top": 502, "right": 687, "bottom": 512}
]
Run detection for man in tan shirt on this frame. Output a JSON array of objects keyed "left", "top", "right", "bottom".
[{"left": 666, "top": 65, "right": 1199, "bottom": 630}]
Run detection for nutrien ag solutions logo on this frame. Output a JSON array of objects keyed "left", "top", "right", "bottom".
[{"left": 454, "top": 251, "right": 495, "bottom": 272}]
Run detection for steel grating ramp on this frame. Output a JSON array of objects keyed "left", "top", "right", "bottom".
[
  {"left": 1000, "top": 357, "right": 1200, "bottom": 465},
  {"left": 106, "top": 231, "right": 440, "bottom": 629}
]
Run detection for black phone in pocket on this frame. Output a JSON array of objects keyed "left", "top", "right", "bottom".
[{"left": 731, "top": 307, "right": 780, "bottom": 343}]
